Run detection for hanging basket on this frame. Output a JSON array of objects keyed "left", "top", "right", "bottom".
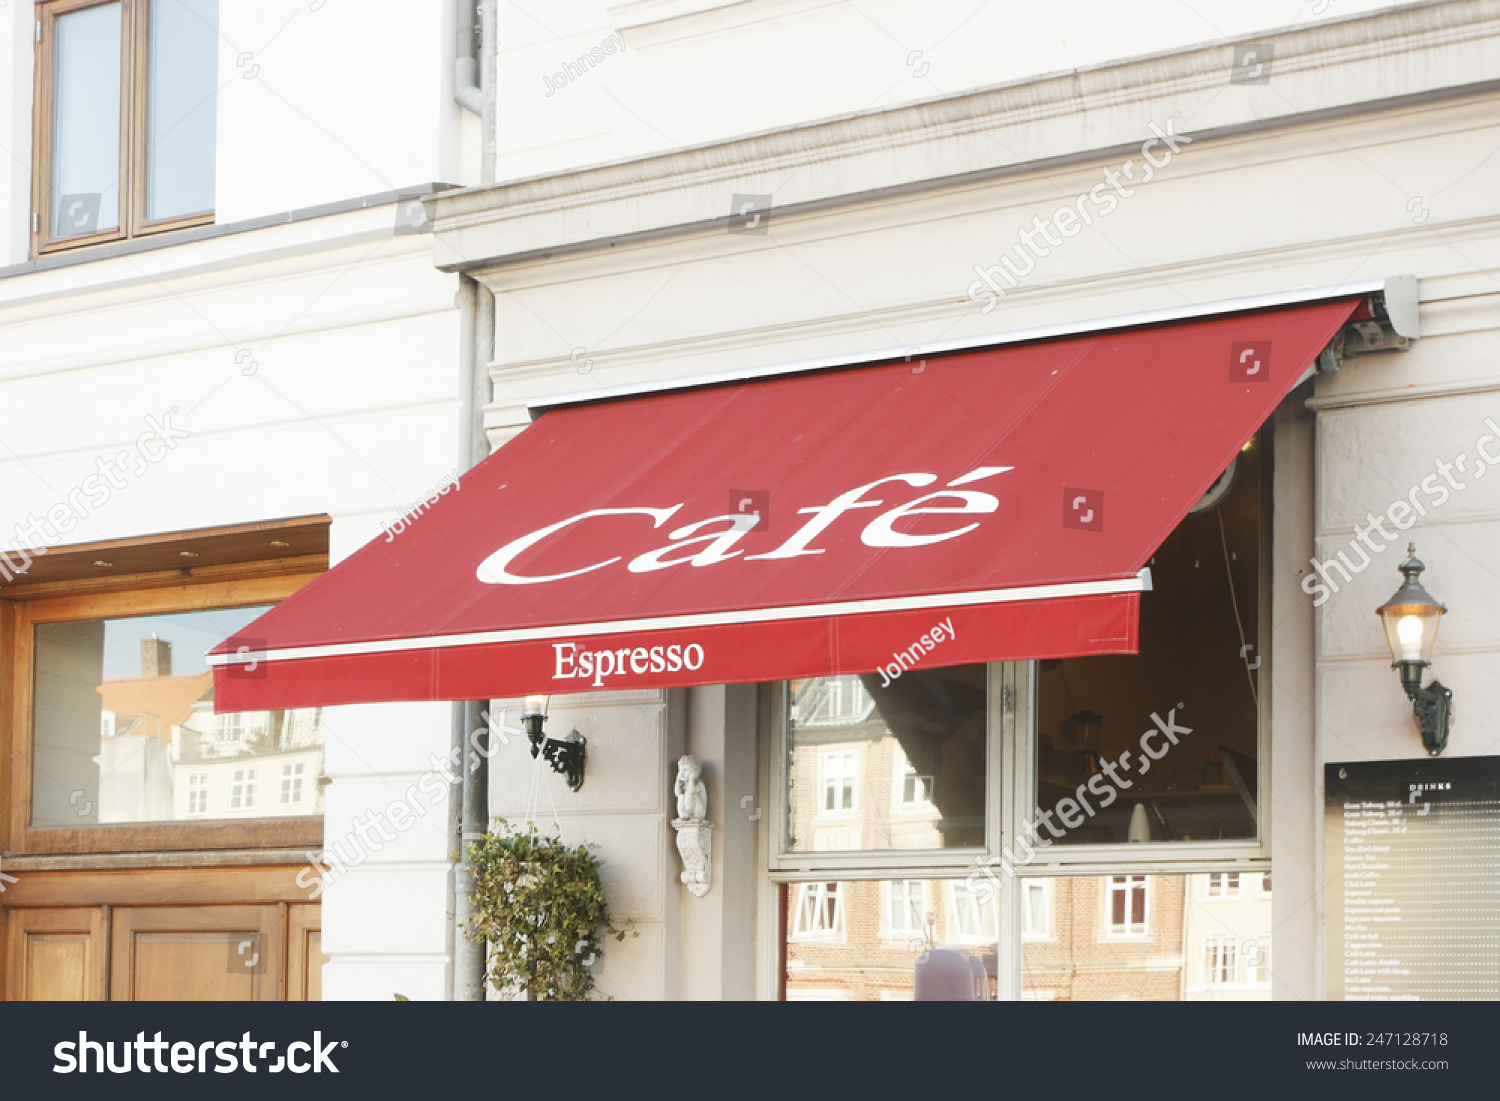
[{"left": 466, "top": 819, "right": 631, "bottom": 1001}]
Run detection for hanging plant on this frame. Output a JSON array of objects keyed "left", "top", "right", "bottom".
[{"left": 467, "top": 819, "right": 631, "bottom": 1001}]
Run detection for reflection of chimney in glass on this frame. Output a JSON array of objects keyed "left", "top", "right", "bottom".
[{"left": 141, "top": 634, "right": 172, "bottom": 678}]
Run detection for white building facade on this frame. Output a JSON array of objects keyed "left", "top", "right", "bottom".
[{"left": 3, "top": 0, "right": 1499, "bottom": 1002}]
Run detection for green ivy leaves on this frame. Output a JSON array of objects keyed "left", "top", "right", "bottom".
[{"left": 467, "top": 819, "right": 631, "bottom": 1001}]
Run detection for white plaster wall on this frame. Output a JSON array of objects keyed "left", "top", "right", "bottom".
[
  {"left": 215, "top": 0, "right": 469, "bottom": 222},
  {"left": 321, "top": 700, "right": 459, "bottom": 1001},
  {"left": 487, "top": 689, "right": 683, "bottom": 1001},
  {"left": 0, "top": 203, "right": 465, "bottom": 1001},
  {"left": 493, "top": 0, "right": 1409, "bottom": 182},
  {"left": 0, "top": 1, "right": 36, "bottom": 268}
]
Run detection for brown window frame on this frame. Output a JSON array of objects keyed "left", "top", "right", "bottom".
[
  {"left": 30, "top": 0, "right": 217, "bottom": 257},
  {"left": 1, "top": 521, "right": 328, "bottom": 857}
]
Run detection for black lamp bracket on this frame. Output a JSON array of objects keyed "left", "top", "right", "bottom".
[
  {"left": 524, "top": 713, "right": 586, "bottom": 791},
  {"left": 1405, "top": 679, "right": 1453, "bottom": 758},
  {"left": 1396, "top": 661, "right": 1453, "bottom": 757}
]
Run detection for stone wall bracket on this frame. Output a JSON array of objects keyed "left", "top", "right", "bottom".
[{"left": 672, "top": 817, "right": 714, "bottom": 898}]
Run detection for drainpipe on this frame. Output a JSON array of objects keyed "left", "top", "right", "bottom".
[
  {"left": 453, "top": 0, "right": 496, "bottom": 185},
  {"left": 454, "top": 0, "right": 482, "bottom": 116},
  {"left": 451, "top": 0, "right": 498, "bottom": 1002}
]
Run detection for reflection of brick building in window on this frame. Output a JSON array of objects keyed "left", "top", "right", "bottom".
[
  {"left": 785, "top": 879, "right": 996, "bottom": 1001},
  {"left": 786, "top": 674, "right": 974, "bottom": 854},
  {"left": 1020, "top": 875, "right": 1186, "bottom": 1001},
  {"left": 783, "top": 672, "right": 994, "bottom": 1000}
]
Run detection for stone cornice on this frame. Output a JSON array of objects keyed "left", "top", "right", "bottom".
[{"left": 432, "top": 0, "right": 1500, "bottom": 272}]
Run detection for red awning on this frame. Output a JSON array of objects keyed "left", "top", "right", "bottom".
[{"left": 211, "top": 297, "right": 1359, "bottom": 709}]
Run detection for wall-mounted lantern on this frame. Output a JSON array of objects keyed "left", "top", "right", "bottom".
[
  {"left": 1375, "top": 545, "right": 1453, "bottom": 756},
  {"left": 523, "top": 695, "right": 586, "bottom": 790}
]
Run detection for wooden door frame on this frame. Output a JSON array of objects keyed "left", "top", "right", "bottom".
[{"left": 286, "top": 903, "right": 324, "bottom": 1002}]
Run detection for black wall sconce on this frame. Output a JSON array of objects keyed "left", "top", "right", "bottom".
[
  {"left": 1375, "top": 545, "right": 1453, "bottom": 756},
  {"left": 523, "top": 695, "right": 586, "bottom": 791}
]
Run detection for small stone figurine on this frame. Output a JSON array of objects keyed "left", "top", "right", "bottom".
[
  {"left": 672, "top": 755, "right": 713, "bottom": 898},
  {"left": 674, "top": 755, "right": 709, "bottom": 822}
]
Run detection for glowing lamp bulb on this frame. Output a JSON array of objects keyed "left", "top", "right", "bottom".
[
  {"left": 1396, "top": 615, "right": 1425, "bottom": 662},
  {"left": 524, "top": 695, "right": 546, "bottom": 718}
]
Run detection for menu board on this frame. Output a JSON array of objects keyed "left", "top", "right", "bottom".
[{"left": 1326, "top": 756, "right": 1500, "bottom": 1000}]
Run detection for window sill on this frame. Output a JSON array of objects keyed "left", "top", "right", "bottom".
[
  {"left": 1, "top": 848, "right": 318, "bottom": 873},
  {"left": 3, "top": 183, "right": 458, "bottom": 282}
]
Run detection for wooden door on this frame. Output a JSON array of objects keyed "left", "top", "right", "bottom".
[
  {"left": 3, "top": 869, "right": 324, "bottom": 1000},
  {"left": 110, "top": 904, "right": 286, "bottom": 1001},
  {"left": 5, "top": 907, "right": 108, "bottom": 1001},
  {"left": 287, "top": 903, "right": 327, "bottom": 1001}
]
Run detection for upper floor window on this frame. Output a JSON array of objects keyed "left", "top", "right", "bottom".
[
  {"left": 1107, "top": 874, "right": 1149, "bottom": 937},
  {"left": 820, "top": 748, "right": 859, "bottom": 816},
  {"left": 1021, "top": 879, "right": 1049, "bottom": 941},
  {"left": 1207, "top": 871, "right": 1242, "bottom": 899},
  {"left": 790, "top": 882, "right": 843, "bottom": 939},
  {"left": 33, "top": 0, "right": 218, "bottom": 254},
  {"left": 894, "top": 752, "right": 935, "bottom": 812},
  {"left": 1203, "top": 935, "right": 1238, "bottom": 985},
  {"left": 886, "top": 880, "right": 927, "bottom": 939}
]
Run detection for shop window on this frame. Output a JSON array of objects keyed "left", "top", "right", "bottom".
[
  {"left": 770, "top": 439, "right": 1269, "bottom": 996},
  {"left": 1021, "top": 875, "right": 1168, "bottom": 999},
  {"left": 784, "top": 665, "right": 989, "bottom": 855},
  {"left": 1207, "top": 871, "right": 1241, "bottom": 899},
  {"left": 1032, "top": 438, "right": 1265, "bottom": 850},
  {"left": 31, "top": 0, "right": 218, "bottom": 255},
  {"left": 4, "top": 527, "right": 327, "bottom": 856},
  {"left": 28, "top": 605, "right": 323, "bottom": 831},
  {"left": 1203, "top": 935, "right": 1238, "bottom": 985},
  {"left": 1107, "top": 875, "right": 1149, "bottom": 937},
  {"left": 794, "top": 674, "right": 874, "bottom": 726},
  {"left": 783, "top": 880, "right": 995, "bottom": 1001}
]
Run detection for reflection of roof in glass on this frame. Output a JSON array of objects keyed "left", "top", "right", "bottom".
[
  {"left": 793, "top": 676, "right": 876, "bottom": 727},
  {"left": 97, "top": 672, "right": 213, "bottom": 742}
]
